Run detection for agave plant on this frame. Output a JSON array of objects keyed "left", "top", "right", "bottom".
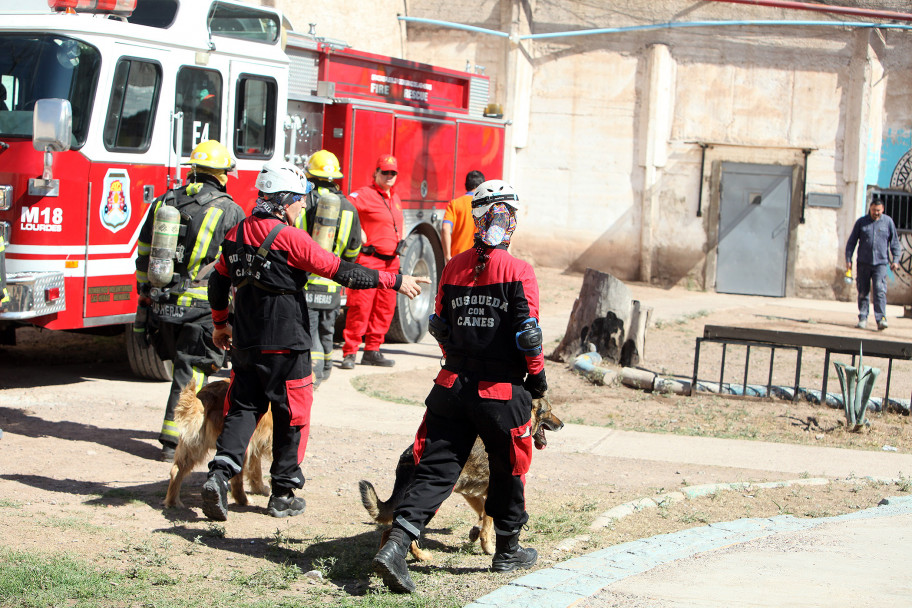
[{"left": 833, "top": 345, "right": 880, "bottom": 432}]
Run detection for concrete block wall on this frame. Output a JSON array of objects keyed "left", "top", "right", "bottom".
[{"left": 259, "top": 0, "right": 912, "bottom": 302}]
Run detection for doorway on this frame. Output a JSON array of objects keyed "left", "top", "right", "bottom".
[{"left": 716, "top": 162, "right": 792, "bottom": 297}]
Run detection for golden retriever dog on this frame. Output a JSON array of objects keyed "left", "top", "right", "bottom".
[
  {"left": 359, "top": 395, "right": 563, "bottom": 561},
  {"left": 163, "top": 380, "right": 273, "bottom": 508}
]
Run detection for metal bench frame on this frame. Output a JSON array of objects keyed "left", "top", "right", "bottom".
[{"left": 692, "top": 325, "right": 912, "bottom": 405}]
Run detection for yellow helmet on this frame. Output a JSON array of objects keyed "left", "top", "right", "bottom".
[
  {"left": 185, "top": 140, "right": 236, "bottom": 171},
  {"left": 305, "top": 149, "right": 343, "bottom": 179}
]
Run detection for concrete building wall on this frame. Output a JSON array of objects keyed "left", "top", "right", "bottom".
[{"left": 260, "top": 0, "right": 912, "bottom": 302}]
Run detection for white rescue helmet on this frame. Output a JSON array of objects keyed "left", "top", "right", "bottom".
[
  {"left": 255, "top": 161, "right": 313, "bottom": 196},
  {"left": 471, "top": 179, "right": 519, "bottom": 218}
]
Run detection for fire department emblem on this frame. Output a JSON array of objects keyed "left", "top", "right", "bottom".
[{"left": 100, "top": 169, "right": 132, "bottom": 233}]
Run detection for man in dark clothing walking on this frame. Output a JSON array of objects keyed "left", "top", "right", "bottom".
[
  {"left": 845, "top": 198, "right": 902, "bottom": 330},
  {"left": 202, "top": 161, "right": 428, "bottom": 521}
]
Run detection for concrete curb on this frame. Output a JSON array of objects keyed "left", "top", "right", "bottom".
[
  {"left": 550, "top": 475, "right": 895, "bottom": 556},
  {"left": 465, "top": 481, "right": 912, "bottom": 608}
]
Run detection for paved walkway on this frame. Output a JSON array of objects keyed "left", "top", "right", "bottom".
[
  {"left": 465, "top": 285, "right": 912, "bottom": 607},
  {"left": 467, "top": 495, "right": 912, "bottom": 608},
  {"left": 317, "top": 281, "right": 912, "bottom": 607}
]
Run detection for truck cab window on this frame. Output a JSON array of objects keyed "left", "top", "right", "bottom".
[
  {"left": 175, "top": 67, "right": 222, "bottom": 156},
  {"left": 0, "top": 35, "right": 100, "bottom": 147},
  {"left": 103, "top": 58, "right": 161, "bottom": 152},
  {"left": 234, "top": 75, "right": 275, "bottom": 158}
]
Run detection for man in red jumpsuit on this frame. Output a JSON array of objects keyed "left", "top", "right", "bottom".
[{"left": 341, "top": 154, "right": 404, "bottom": 369}]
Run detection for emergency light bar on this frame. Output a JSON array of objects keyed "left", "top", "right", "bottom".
[{"left": 48, "top": 0, "right": 137, "bottom": 15}]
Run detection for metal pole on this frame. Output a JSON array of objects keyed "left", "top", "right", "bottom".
[{"left": 696, "top": 143, "right": 709, "bottom": 217}]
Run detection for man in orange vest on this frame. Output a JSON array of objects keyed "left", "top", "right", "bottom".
[
  {"left": 341, "top": 154, "right": 404, "bottom": 368},
  {"left": 442, "top": 170, "right": 485, "bottom": 262}
]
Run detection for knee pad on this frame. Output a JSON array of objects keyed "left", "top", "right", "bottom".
[{"left": 515, "top": 318, "right": 542, "bottom": 354}]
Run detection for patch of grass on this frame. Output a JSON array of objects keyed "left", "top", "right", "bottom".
[
  {"left": 0, "top": 499, "right": 23, "bottom": 508},
  {"left": 45, "top": 515, "right": 108, "bottom": 534},
  {"left": 228, "top": 562, "right": 301, "bottom": 590},
  {"left": 897, "top": 474, "right": 912, "bottom": 492},
  {"left": 679, "top": 511, "right": 710, "bottom": 524},
  {"left": 0, "top": 548, "right": 154, "bottom": 608},
  {"left": 351, "top": 375, "right": 424, "bottom": 406},
  {"left": 127, "top": 538, "right": 172, "bottom": 568},
  {"left": 99, "top": 487, "right": 141, "bottom": 503},
  {"left": 526, "top": 500, "right": 602, "bottom": 543},
  {"left": 653, "top": 309, "right": 710, "bottom": 330}
]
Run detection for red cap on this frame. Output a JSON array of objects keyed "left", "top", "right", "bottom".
[{"left": 376, "top": 154, "right": 398, "bottom": 172}]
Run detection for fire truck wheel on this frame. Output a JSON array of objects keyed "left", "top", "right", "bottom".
[
  {"left": 387, "top": 233, "right": 438, "bottom": 343},
  {"left": 125, "top": 323, "right": 172, "bottom": 381}
]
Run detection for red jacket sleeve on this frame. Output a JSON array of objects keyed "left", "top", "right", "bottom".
[
  {"left": 208, "top": 227, "right": 234, "bottom": 329},
  {"left": 274, "top": 225, "right": 342, "bottom": 278}
]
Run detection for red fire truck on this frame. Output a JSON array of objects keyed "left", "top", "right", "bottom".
[{"left": 0, "top": 0, "right": 505, "bottom": 378}]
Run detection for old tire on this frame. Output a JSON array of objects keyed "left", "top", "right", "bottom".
[
  {"left": 386, "top": 233, "right": 439, "bottom": 343},
  {"left": 125, "top": 323, "right": 172, "bottom": 381}
]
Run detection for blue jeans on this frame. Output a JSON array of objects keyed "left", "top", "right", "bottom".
[{"left": 856, "top": 262, "right": 888, "bottom": 322}]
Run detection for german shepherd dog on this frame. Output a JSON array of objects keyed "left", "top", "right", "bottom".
[
  {"left": 163, "top": 380, "right": 273, "bottom": 508},
  {"left": 359, "top": 395, "right": 563, "bottom": 561}
]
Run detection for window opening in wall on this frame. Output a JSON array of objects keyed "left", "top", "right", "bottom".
[{"left": 871, "top": 188, "right": 912, "bottom": 233}]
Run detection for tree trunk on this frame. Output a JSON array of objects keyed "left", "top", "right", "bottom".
[
  {"left": 550, "top": 268, "right": 650, "bottom": 364},
  {"left": 620, "top": 300, "right": 652, "bottom": 367}
]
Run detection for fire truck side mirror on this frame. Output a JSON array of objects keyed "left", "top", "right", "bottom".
[
  {"left": 28, "top": 99, "right": 72, "bottom": 198},
  {"left": 32, "top": 98, "right": 72, "bottom": 154}
]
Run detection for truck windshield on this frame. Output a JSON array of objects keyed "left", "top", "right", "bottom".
[{"left": 0, "top": 34, "right": 101, "bottom": 148}]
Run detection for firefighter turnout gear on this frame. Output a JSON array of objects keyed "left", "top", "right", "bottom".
[
  {"left": 183, "top": 140, "right": 235, "bottom": 188},
  {"left": 375, "top": 185, "right": 544, "bottom": 593},
  {"left": 205, "top": 203, "right": 402, "bottom": 514},
  {"left": 147, "top": 203, "right": 181, "bottom": 288},
  {"left": 135, "top": 161, "right": 245, "bottom": 456},
  {"left": 344, "top": 176, "right": 404, "bottom": 361},
  {"left": 305, "top": 149, "right": 344, "bottom": 179},
  {"left": 183, "top": 139, "right": 236, "bottom": 171},
  {"left": 293, "top": 176, "right": 362, "bottom": 386}
]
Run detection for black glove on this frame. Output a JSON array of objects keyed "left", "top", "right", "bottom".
[{"left": 523, "top": 371, "right": 548, "bottom": 399}]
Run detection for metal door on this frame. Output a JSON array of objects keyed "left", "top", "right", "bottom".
[{"left": 716, "top": 162, "right": 791, "bottom": 296}]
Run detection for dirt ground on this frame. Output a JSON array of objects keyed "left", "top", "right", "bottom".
[{"left": 2, "top": 267, "right": 912, "bottom": 607}]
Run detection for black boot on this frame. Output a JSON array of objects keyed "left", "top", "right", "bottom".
[
  {"left": 491, "top": 532, "right": 538, "bottom": 572},
  {"left": 201, "top": 472, "right": 229, "bottom": 522},
  {"left": 361, "top": 350, "right": 395, "bottom": 367},
  {"left": 372, "top": 527, "right": 416, "bottom": 593}
]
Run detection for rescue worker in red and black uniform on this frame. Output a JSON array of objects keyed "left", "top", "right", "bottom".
[
  {"left": 134, "top": 140, "right": 245, "bottom": 462},
  {"left": 341, "top": 154, "right": 404, "bottom": 369},
  {"left": 372, "top": 180, "right": 547, "bottom": 594},
  {"left": 202, "top": 161, "right": 428, "bottom": 521}
]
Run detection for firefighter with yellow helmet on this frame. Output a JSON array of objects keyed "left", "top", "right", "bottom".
[
  {"left": 135, "top": 140, "right": 246, "bottom": 462},
  {"left": 293, "top": 150, "right": 362, "bottom": 387}
]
